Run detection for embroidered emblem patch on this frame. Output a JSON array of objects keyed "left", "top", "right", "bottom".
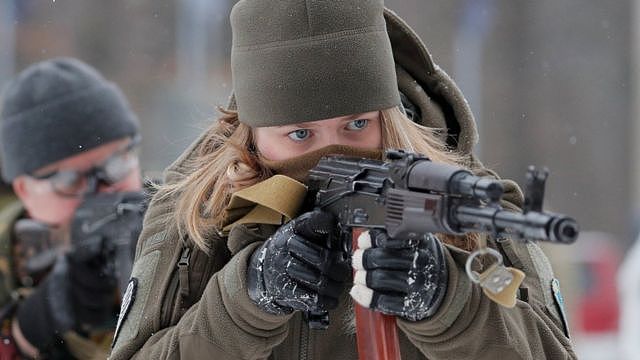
[
  {"left": 551, "top": 278, "right": 570, "bottom": 338},
  {"left": 112, "top": 278, "right": 138, "bottom": 347}
]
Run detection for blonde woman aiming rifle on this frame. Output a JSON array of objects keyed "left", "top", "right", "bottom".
[{"left": 110, "top": 1, "right": 576, "bottom": 359}]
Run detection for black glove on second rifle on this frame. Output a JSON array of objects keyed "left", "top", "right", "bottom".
[
  {"left": 350, "top": 229, "right": 448, "bottom": 322},
  {"left": 247, "top": 210, "right": 351, "bottom": 315}
]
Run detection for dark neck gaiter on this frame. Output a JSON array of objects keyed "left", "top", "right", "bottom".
[{"left": 259, "top": 145, "right": 384, "bottom": 183}]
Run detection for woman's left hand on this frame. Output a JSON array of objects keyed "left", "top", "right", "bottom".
[{"left": 350, "top": 229, "right": 448, "bottom": 322}]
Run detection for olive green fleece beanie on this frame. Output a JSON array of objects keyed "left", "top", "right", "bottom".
[{"left": 230, "top": 0, "right": 401, "bottom": 127}]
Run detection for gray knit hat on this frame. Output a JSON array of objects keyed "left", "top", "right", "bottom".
[
  {"left": 230, "top": 0, "right": 401, "bottom": 127},
  {"left": 0, "top": 58, "right": 140, "bottom": 182}
]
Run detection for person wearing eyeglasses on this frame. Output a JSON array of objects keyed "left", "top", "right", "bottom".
[{"left": 0, "top": 58, "right": 146, "bottom": 359}]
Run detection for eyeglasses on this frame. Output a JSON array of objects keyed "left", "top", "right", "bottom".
[{"left": 31, "top": 136, "right": 140, "bottom": 197}]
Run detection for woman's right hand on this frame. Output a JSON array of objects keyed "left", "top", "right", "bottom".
[{"left": 247, "top": 210, "right": 351, "bottom": 315}]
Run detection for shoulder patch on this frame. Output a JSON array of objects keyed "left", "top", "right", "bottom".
[
  {"left": 111, "top": 250, "right": 161, "bottom": 353},
  {"left": 142, "top": 231, "right": 167, "bottom": 252},
  {"left": 551, "top": 278, "right": 570, "bottom": 338},
  {"left": 112, "top": 278, "right": 138, "bottom": 348}
]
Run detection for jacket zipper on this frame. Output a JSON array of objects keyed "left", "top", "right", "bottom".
[
  {"left": 177, "top": 246, "right": 191, "bottom": 299},
  {"left": 160, "top": 247, "right": 191, "bottom": 327},
  {"left": 160, "top": 270, "right": 179, "bottom": 327},
  {"left": 299, "top": 316, "right": 309, "bottom": 360}
]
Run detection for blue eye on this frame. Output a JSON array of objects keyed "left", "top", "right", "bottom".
[
  {"left": 288, "top": 129, "right": 310, "bottom": 141},
  {"left": 347, "top": 119, "right": 368, "bottom": 130}
]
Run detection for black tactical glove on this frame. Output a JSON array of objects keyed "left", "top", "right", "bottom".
[
  {"left": 15, "top": 192, "right": 146, "bottom": 351},
  {"left": 350, "top": 229, "right": 448, "bottom": 322},
  {"left": 247, "top": 210, "right": 351, "bottom": 315}
]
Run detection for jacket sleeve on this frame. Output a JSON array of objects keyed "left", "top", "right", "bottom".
[
  {"left": 396, "top": 239, "right": 577, "bottom": 360},
  {"left": 109, "top": 241, "right": 293, "bottom": 360}
]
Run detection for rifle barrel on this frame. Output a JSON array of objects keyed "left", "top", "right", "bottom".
[{"left": 455, "top": 205, "right": 579, "bottom": 244}]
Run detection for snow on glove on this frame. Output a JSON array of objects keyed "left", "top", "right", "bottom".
[
  {"left": 350, "top": 229, "right": 448, "bottom": 322},
  {"left": 247, "top": 210, "right": 351, "bottom": 315}
]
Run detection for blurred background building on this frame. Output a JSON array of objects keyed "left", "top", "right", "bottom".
[{"left": 0, "top": 1, "right": 636, "bottom": 358}]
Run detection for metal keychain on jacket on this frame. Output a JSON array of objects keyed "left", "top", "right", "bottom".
[{"left": 465, "top": 247, "right": 525, "bottom": 308}]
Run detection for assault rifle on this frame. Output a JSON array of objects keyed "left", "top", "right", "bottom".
[
  {"left": 305, "top": 149, "right": 579, "bottom": 360},
  {"left": 307, "top": 149, "right": 578, "bottom": 246},
  {"left": 70, "top": 191, "right": 147, "bottom": 296},
  {"left": 17, "top": 192, "right": 146, "bottom": 297}
]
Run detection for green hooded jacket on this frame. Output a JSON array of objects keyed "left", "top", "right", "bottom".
[{"left": 109, "top": 9, "right": 577, "bottom": 360}]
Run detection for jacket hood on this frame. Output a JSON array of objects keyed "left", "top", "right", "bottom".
[{"left": 384, "top": 8, "right": 477, "bottom": 156}]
